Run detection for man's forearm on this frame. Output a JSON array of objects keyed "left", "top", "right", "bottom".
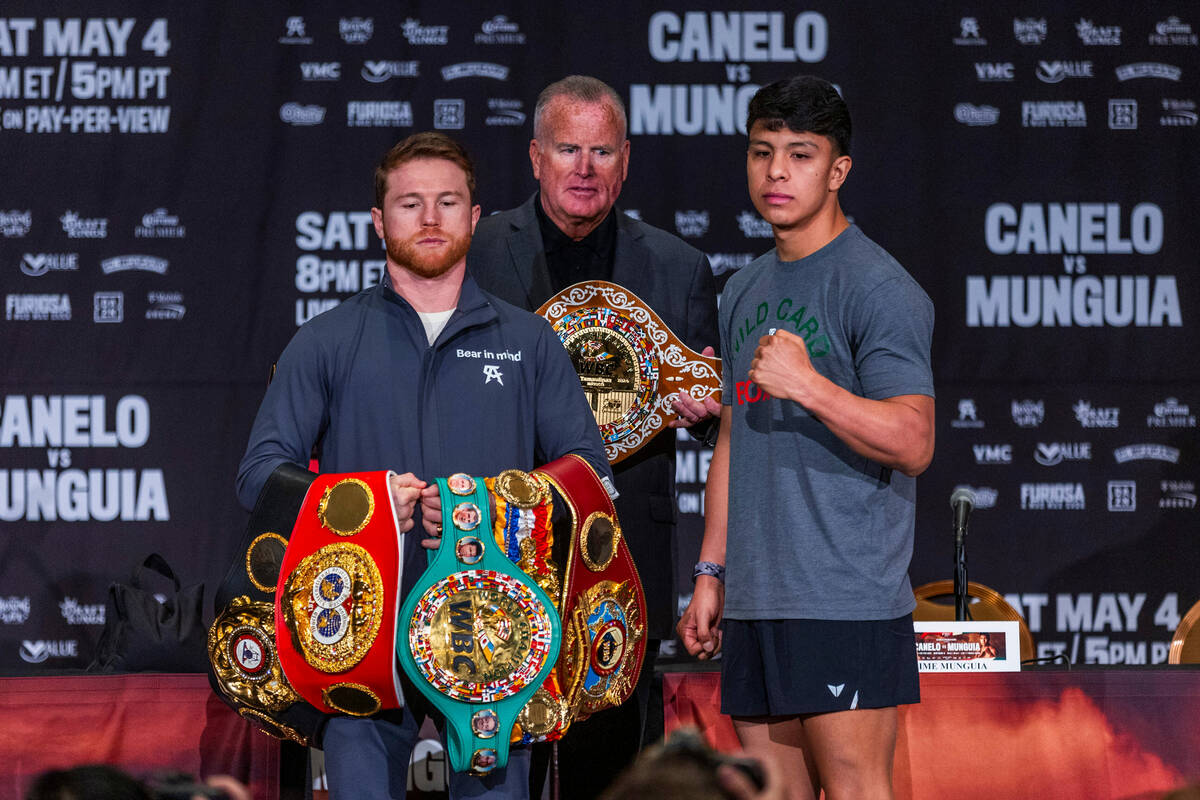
[
  {"left": 697, "top": 406, "right": 732, "bottom": 565},
  {"left": 789, "top": 374, "right": 934, "bottom": 477}
]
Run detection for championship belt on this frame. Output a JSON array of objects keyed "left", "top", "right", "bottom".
[
  {"left": 537, "top": 280, "right": 722, "bottom": 464},
  {"left": 397, "top": 475, "right": 560, "bottom": 775},
  {"left": 535, "top": 454, "right": 647, "bottom": 720},
  {"left": 208, "top": 463, "right": 326, "bottom": 745},
  {"left": 272, "top": 471, "right": 407, "bottom": 717}
]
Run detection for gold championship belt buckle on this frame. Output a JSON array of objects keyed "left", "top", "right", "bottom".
[
  {"left": 537, "top": 280, "right": 722, "bottom": 464},
  {"left": 207, "top": 468, "right": 405, "bottom": 744},
  {"left": 272, "top": 471, "right": 406, "bottom": 716},
  {"left": 535, "top": 454, "right": 647, "bottom": 721}
]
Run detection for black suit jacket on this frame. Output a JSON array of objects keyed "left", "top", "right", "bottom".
[{"left": 467, "top": 194, "right": 719, "bottom": 638}]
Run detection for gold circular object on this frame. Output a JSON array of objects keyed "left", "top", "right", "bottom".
[
  {"left": 246, "top": 532, "right": 289, "bottom": 593},
  {"left": 318, "top": 478, "right": 374, "bottom": 536},
  {"left": 495, "top": 470, "right": 548, "bottom": 509},
  {"left": 238, "top": 708, "right": 308, "bottom": 745},
  {"left": 322, "top": 683, "right": 382, "bottom": 716},
  {"left": 562, "top": 327, "right": 643, "bottom": 427},
  {"left": 208, "top": 596, "right": 301, "bottom": 713},
  {"left": 427, "top": 588, "right": 533, "bottom": 685},
  {"left": 516, "top": 688, "right": 564, "bottom": 738},
  {"left": 281, "top": 542, "right": 384, "bottom": 673},
  {"left": 580, "top": 512, "right": 620, "bottom": 572}
]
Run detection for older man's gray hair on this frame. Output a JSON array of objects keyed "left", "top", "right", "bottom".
[{"left": 533, "top": 75, "right": 628, "bottom": 140}]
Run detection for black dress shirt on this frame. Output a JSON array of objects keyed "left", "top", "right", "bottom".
[{"left": 535, "top": 197, "right": 617, "bottom": 292}]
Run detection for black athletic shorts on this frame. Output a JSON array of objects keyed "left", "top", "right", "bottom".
[{"left": 720, "top": 615, "right": 920, "bottom": 717}]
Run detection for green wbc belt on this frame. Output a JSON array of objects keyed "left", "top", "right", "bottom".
[{"left": 396, "top": 475, "right": 561, "bottom": 776}]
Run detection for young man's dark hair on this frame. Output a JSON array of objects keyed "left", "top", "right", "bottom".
[
  {"left": 374, "top": 131, "right": 477, "bottom": 207},
  {"left": 745, "top": 75, "right": 851, "bottom": 157}
]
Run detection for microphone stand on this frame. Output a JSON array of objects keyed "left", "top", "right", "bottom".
[{"left": 953, "top": 520, "right": 969, "bottom": 621}]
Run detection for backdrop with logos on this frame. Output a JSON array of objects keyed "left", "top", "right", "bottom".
[{"left": 0, "top": 1, "right": 1196, "bottom": 672}]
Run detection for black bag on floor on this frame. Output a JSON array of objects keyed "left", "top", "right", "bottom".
[{"left": 88, "top": 552, "right": 207, "bottom": 673}]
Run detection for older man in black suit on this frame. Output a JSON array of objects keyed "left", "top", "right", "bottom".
[{"left": 467, "top": 75, "right": 720, "bottom": 799}]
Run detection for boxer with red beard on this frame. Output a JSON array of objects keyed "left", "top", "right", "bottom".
[{"left": 237, "top": 132, "right": 610, "bottom": 799}]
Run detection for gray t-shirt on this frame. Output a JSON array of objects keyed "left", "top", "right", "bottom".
[{"left": 718, "top": 225, "right": 934, "bottom": 620}]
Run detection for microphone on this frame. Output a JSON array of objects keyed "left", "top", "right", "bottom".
[{"left": 950, "top": 487, "right": 976, "bottom": 533}]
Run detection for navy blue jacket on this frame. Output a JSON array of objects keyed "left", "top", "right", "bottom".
[{"left": 237, "top": 271, "right": 612, "bottom": 596}]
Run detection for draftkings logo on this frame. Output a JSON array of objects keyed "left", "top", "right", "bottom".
[
  {"left": 1076, "top": 19, "right": 1122, "bottom": 46},
  {"left": 1074, "top": 400, "right": 1119, "bottom": 428},
  {"left": 60, "top": 598, "right": 105, "bottom": 625},
  {"left": 60, "top": 211, "right": 108, "bottom": 238},
  {"left": 402, "top": 18, "right": 449, "bottom": 46}
]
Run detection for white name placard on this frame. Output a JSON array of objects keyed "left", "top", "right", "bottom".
[{"left": 913, "top": 621, "right": 1020, "bottom": 672}]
